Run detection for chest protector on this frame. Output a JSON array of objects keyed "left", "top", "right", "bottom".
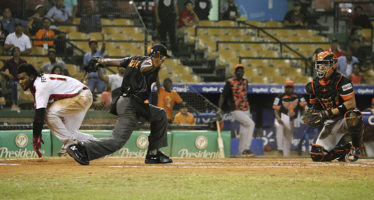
[{"left": 311, "top": 72, "right": 343, "bottom": 110}]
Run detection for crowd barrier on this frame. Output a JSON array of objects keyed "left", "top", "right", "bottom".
[{"left": 0, "top": 130, "right": 231, "bottom": 159}]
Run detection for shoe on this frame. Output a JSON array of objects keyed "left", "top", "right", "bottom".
[
  {"left": 67, "top": 142, "right": 89, "bottom": 165},
  {"left": 145, "top": 150, "right": 173, "bottom": 164},
  {"left": 346, "top": 147, "right": 361, "bottom": 162},
  {"left": 237, "top": 149, "right": 255, "bottom": 158}
]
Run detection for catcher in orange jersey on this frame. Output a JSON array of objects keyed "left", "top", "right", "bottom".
[{"left": 304, "top": 51, "right": 364, "bottom": 162}]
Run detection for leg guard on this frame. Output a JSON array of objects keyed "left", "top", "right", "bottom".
[
  {"left": 310, "top": 144, "right": 333, "bottom": 162},
  {"left": 345, "top": 108, "right": 364, "bottom": 148}
]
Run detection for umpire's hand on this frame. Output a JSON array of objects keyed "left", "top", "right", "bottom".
[{"left": 151, "top": 51, "right": 165, "bottom": 68}]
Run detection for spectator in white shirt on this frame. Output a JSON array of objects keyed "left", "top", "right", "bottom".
[
  {"left": 46, "top": 0, "right": 72, "bottom": 23},
  {"left": 4, "top": 22, "right": 32, "bottom": 55}
]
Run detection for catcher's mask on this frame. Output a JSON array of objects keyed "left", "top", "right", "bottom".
[{"left": 315, "top": 51, "right": 337, "bottom": 79}]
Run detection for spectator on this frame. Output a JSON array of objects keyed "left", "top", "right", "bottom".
[
  {"left": 83, "top": 35, "right": 106, "bottom": 94},
  {"left": 46, "top": 0, "right": 72, "bottom": 24},
  {"left": 325, "top": 39, "right": 344, "bottom": 58},
  {"left": 193, "top": 0, "right": 211, "bottom": 20},
  {"left": 0, "top": 22, "right": 8, "bottom": 54},
  {"left": 78, "top": 7, "right": 102, "bottom": 33},
  {"left": 97, "top": 64, "right": 125, "bottom": 103},
  {"left": 0, "top": 47, "right": 26, "bottom": 111},
  {"left": 28, "top": 4, "right": 48, "bottom": 35},
  {"left": 337, "top": 47, "right": 359, "bottom": 78},
  {"left": 157, "top": 78, "right": 183, "bottom": 123},
  {"left": 220, "top": 0, "right": 240, "bottom": 21},
  {"left": 218, "top": 64, "right": 255, "bottom": 157},
  {"left": 363, "top": 98, "right": 374, "bottom": 157},
  {"left": 4, "top": 22, "right": 32, "bottom": 55},
  {"left": 178, "top": 0, "right": 199, "bottom": 29},
  {"left": 51, "top": 65, "right": 65, "bottom": 75},
  {"left": 155, "top": 0, "right": 179, "bottom": 53},
  {"left": 173, "top": 102, "right": 195, "bottom": 125},
  {"left": 40, "top": 48, "right": 69, "bottom": 75},
  {"left": 350, "top": 63, "right": 364, "bottom": 84},
  {"left": 64, "top": 0, "right": 78, "bottom": 19},
  {"left": 350, "top": 38, "right": 369, "bottom": 67},
  {"left": 33, "top": 17, "right": 56, "bottom": 47},
  {"left": 349, "top": 6, "right": 372, "bottom": 29},
  {"left": 1, "top": 8, "right": 28, "bottom": 34},
  {"left": 283, "top": 1, "right": 307, "bottom": 27}
]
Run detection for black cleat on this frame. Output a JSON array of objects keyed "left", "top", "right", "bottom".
[
  {"left": 67, "top": 142, "right": 89, "bottom": 165},
  {"left": 145, "top": 151, "right": 173, "bottom": 164}
]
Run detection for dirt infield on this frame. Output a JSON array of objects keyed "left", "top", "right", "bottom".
[
  {"left": 1, "top": 157, "right": 374, "bottom": 199},
  {"left": 1, "top": 157, "right": 374, "bottom": 176}
]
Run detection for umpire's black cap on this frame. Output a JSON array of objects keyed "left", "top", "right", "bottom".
[{"left": 150, "top": 44, "right": 170, "bottom": 58}]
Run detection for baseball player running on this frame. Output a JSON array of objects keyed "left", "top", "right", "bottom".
[
  {"left": 17, "top": 63, "right": 96, "bottom": 157},
  {"left": 273, "top": 80, "right": 306, "bottom": 157},
  {"left": 304, "top": 51, "right": 363, "bottom": 162},
  {"left": 66, "top": 44, "right": 172, "bottom": 165}
]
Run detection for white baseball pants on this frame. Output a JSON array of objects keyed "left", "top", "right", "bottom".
[
  {"left": 274, "top": 119, "right": 294, "bottom": 157},
  {"left": 316, "top": 118, "right": 348, "bottom": 151},
  {"left": 231, "top": 110, "right": 255, "bottom": 154},
  {"left": 45, "top": 89, "right": 96, "bottom": 147}
]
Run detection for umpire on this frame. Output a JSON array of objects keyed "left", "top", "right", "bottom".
[{"left": 67, "top": 44, "right": 172, "bottom": 165}]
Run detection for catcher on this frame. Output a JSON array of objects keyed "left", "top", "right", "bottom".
[{"left": 303, "top": 51, "right": 364, "bottom": 162}]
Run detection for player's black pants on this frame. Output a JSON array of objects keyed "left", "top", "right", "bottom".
[{"left": 84, "top": 96, "right": 168, "bottom": 161}]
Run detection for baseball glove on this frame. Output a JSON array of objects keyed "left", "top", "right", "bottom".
[
  {"left": 84, "top": 57, "right": 102, "bottom": 72},
  {"left": 302, "top": 107, "right": 327, "bottom": 128}
]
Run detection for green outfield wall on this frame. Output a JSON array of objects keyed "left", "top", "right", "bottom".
[{"left": 0, "top": 130, "right": 230, "bottom": 158}]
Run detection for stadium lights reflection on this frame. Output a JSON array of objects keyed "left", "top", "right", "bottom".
[{"left": 129, "top": 1, "right": 133, "bottom": 4}]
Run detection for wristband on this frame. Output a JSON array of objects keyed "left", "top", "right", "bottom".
[{"left": 338, "top": 104, "right": 347, "bottom": 114}]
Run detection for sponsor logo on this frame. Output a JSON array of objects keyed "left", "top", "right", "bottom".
[
  {"left": 357, "top": 89, "right": 374, "bottom": 95},
  {"left": 270, "top": 87, "right": 284, "bottom": 93},
  {"left": 202, "top": 87, "right": 218, "bottom": 92},
  {"left": 178, "top": 149, "right": 221, "bottom": 158},
  {"left": 15, "top": 134, "right": 28, "bottom": 148},
  {"left": 136, "top": 135, "right": 149, "bottom": 149},
  {"left": 369, "top": 115, "right": 374, "bottom": 126},
  {"left": 342, "top": 83, "right": 352, "bottom": 91},
  {"left": 117, "top": 148, "right": 147, "bottom": 158},
  {"left": 195, "top": 136, "right": 208, "bottom": 150},
  {"left": 0, "top": 147, "right": 44, "bottom": 158},
  {"left": 173, "top": 86, "right": 189, "bottom": 93},
  {"left": 252, "top": 88, "right": 268, "bottom": 93}
]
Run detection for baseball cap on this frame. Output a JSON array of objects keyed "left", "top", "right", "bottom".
[
  {"left": 48, "top": 48, "right": 56, "bottom": 54},
  {"left": 285, "top": 80, "right": 294, "bottom": 87},
  {"left": 234, "top": 64, "right": 244, "bottom": 71},
  {"left": 14, "top": 22, "right": 22, "bottom": 27},
  {"left": 88, "top": 38, "right": 98, "bottom": 45},
  {"left": 150, "top": 44, "right": 170, "bottom": 58},
  {"left": 294, "top": 1, "right": 301, "bottom": 6},
  {"left": 35, "top": 4, "right": 43, "bottom": 10}
]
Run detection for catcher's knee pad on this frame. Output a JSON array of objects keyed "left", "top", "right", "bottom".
[{"left": 310, "top": 144, "right": 332, "bottom": 162}]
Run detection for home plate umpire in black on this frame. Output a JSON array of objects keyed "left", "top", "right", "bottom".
[{"left": 67, "top": 44, "right": 172, "bottom": 165}]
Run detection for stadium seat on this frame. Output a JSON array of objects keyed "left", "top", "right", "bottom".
[
  {"left": 218, "top": 20, "right": 236, "bottom": 27},
  {"left": 199, "top": 20, "right": 216, "bottom": 26},
  {"left": 101, "top": 19, "right": 112, "bottom": 25},
  {"left": 31, "top": 47, "right": 47, "bottom": 55},
  {"left": 110, "top": 32, "right": 127, "bottom": 40},
  {"left": 73, "top": 18, "right": 80, "bottom": 25},
  {"left": 88, "top": 32, "right": 103, "bottom": 41},
  {"left": 103, "top": 27, "right": 119, "bottom": 34},
  {"left": 69, "top": 32, "right": 88, "bottom": 40},
  {"left": 58, "top": 25, "right": 76, "bottom": 33}
]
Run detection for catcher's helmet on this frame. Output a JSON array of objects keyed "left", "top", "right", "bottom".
[
  {"left": 285, "top": 80, "right": 294, "bottom": 87},
  {"left": 315, "top": 51, "right": 337, "bottom": 79}
]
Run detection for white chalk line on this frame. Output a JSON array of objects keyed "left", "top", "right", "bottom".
[{"left": 0, "top": 163, "right": 20, "bottom": 166}]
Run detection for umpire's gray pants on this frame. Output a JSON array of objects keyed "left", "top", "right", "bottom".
[{"left": 84, "top": 96, "right": 168, "bottom": 161}]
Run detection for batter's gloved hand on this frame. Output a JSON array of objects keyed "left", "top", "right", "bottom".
[
  {"left": 302, "top": 108, "right": 326, "bottom": 128},
  {"left": 32, "top": 134, "right": 44, "bottom": 158},
  {"left": 84, "top": 57, "right": 102, "bottom": 73}
]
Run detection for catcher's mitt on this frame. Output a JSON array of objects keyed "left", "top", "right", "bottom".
[
  {"left": 84, "top": 57, "right": 102, "bottom": 72},
  {"left": 302, "top": 108, "right": 327, "bottom": 128}
]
